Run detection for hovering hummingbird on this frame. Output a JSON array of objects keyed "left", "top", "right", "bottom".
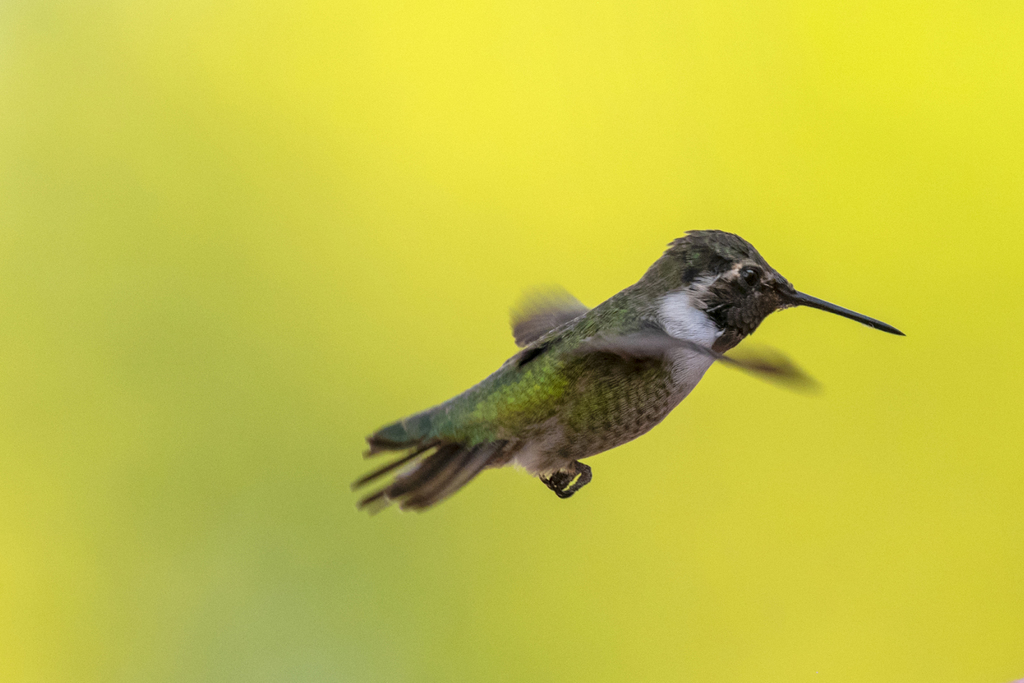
[{"left": 354, "top": 231, "right": 903, "bottom": 512}]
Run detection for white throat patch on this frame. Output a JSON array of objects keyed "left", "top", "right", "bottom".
[
  {"left": 657, "top": 290, "right": 721, "bottom": 347},
  {"left": 657, "top": 289, "right": 721, "bottom": 396}
]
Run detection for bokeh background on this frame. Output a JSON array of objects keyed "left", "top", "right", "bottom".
[{"left": 2, "top": 1, "right": 1023, "bottom": 681}]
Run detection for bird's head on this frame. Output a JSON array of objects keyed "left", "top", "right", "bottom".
[{"left": 642, "top": 230, "right": 903, "bottom": 352}]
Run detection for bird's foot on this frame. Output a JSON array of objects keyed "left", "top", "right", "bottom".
[{"left": 540, "top": 461, "right": 592, "bottom": 499}]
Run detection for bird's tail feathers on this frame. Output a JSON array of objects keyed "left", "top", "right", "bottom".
[{"left": 356, "top": 432, "right": 508, "bottom": 512}]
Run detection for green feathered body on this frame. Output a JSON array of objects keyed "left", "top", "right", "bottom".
[{"left": 370, "top": 283, "right": 685, "bottom": 465}]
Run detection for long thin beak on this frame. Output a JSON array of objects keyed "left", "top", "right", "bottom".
[{"left": 786, "top": 290, "right": 905, "bottom": 336}]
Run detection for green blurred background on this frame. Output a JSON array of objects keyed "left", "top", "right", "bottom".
[{"left": 2, "top": 1, "right": 1022, "bottom": 681}]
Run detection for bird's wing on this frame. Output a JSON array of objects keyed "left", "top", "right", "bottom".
[
  {"left": 574, "top": 330, "right": 816, "bottom": 389},
  {"left": 510, "top": 287, "right": 590, "bottom": 347}
]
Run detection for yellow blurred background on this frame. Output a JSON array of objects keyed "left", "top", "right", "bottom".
[{"left": 2, "top": 1, "right": 1022, "bottom": 681}]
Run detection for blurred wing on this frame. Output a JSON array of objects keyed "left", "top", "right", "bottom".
[
  {"left": 510, "top": 287, "right": 589, "bottom": 347},
  {"left": 574, "top": 331, "right": 684, "bottom": 360},
  {"left": 575, "top": 331, "right": 816, "bottom": 390},
  {"left": 721, "top": 344, "right": 819, "bottom": 390}
]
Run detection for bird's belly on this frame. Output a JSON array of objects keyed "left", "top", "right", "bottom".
[{"left": 557, "top": 352, "right": 713, "bottom": 460}]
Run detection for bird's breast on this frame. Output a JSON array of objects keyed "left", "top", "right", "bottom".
[
  {"left": 657, "top": 289, "right": 721, "bottom": 397},
  {"left": 665, "top": 348, "right": 716, "bottom": 399}
]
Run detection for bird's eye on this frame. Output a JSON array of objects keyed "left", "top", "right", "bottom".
[{"left": 741, "top": 267, "right": 762, "bottom": 287}]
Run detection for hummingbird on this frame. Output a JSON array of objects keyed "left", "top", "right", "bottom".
[{"left": 354, "top": 231, "right": 903, "bottom": 512}]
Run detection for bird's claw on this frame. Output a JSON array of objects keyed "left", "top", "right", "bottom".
[{"left": 540, "top": 462, "right": 592, "bottom": 499}]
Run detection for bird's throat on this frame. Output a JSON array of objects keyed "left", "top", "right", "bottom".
[{"left": 657, "top": 290, "right": 721, "bottom": 348}]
